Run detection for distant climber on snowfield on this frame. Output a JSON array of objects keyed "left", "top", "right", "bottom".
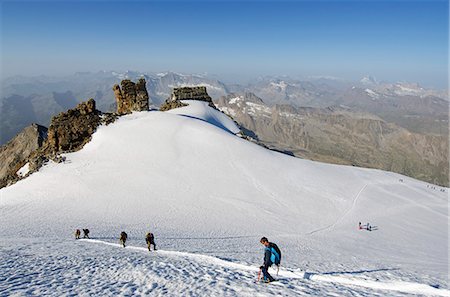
[
  {"left": 75, "top": 229, "right": 81, "bottom": 239},
  {"left": 259, "top": 237, "right": 281, "bottom": 283},
  {"left": 83, "top": 229, "right": 90, "bottom": 239},
  {"left": 120, "top": 231, "right": 128, "bottom": 247},
  {"left": 145, "top": 232, "right": 157, "bottom": 251}
]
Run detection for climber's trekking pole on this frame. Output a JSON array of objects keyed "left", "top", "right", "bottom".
[{"left": 256, "top": 267, "right": 262, "bottom": 283}]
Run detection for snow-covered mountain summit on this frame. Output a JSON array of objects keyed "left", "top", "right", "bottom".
[
  {"left": 357, "top": 75, "right": 447, "bottom": 99},
  {"left": 1, "top": 101, "right": 448, "bottom": 296},
  {"left": 360, "top": 75, "right": 379, "bottom": 86}
]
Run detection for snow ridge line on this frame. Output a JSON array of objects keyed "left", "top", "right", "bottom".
[{"left": 81, "top": 239, "right": 450, "bottom": 296}]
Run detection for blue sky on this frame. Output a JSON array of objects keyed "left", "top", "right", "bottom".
[{"left": 1, "top": 0, "right": 448, "bottom": 88}]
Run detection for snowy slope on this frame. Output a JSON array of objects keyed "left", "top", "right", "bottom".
[
  {"left": 0, "top": 102, "right": 448, "bottom": 296},
  {"left": 168, "top": 100, "right": 240, "bottom": 134}
]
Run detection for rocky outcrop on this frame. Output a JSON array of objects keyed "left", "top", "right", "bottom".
[
  {"left": 113, "top": 78, "right": 149, "bottom": 114},
  {"left": 170, "top": 86, "right": 213, "bottom": 102},
  {"left": 135, "top": 79, "right": 150, "bottom": 111},
  {"left": 0, "top": 97, "right": 119, "bottom": 189},
  {"left": 160, "top": 86, "right": 216, "bottom": 111},
  {"left": 113, "top": 84, "right": 126, "bottom": 114},
  {"left": 47, "top": 99, "right": 101, "bottom": 153},
  {"left": 159, "top": 100, "right": 188, "bottom": 111},
  {"left": 0, "top": 124, "right": 48, "bottom": 188}
]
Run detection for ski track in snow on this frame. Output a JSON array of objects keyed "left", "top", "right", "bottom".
[
  {"left": 1, "top": 106, "right": 448, "bottom": 296},
  {"left": 2, "top": 238, "right": 448, "bottom": 297},
  {"left": 307, "top": 184, "right": 368, "bottom": 235}
]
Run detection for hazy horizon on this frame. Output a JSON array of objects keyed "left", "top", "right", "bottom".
[
  {"left": 1, "top": 69, "right": 447, "bottom": 91},
  {"left": 1, "top": 1, "right": 448, "bottom": 89}
]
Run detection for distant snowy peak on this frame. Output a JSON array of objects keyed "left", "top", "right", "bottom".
[
  {"left": 155, "top": 72, "right": 229, "bottom": 99},
  {"left": 355, "top": 78, "right": 446, "bottom": 99},
  {"left": 219, "top": 93, "right": 266, "bottom": 111},
  {"left": 111, "top": 70, "right": 148, "bottom": 80},
  {"left": 230, "top": 93, "right": 264, "bottom": 104},
  {"left": 383, "top": 82, "right": 427, "bottom": 97},
  {"left": 375, "top": 82, "right": 446, "bottom": 98},
  {"left": 168, "top": 83, "right": 224, "bottom": 92},
  {"left": 307, "top": 75, "right": 344, "bottom": 81},
  {"left": 108, "top": 71, "right": 220, "bottom": 90},
  {"left": 269, "top": 80, "right": 289, "bottom": 91},
  {"left": 364, "top": 88, "right": 380, "bottom": 99},
  {"left": 217, "top": 93, "right": 272, "bottom": 118},
  {"left": 360, "top": 76, "right": 379, "bottom": 85}
]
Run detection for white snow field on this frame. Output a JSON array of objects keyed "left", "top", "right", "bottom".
[{"left": 1, "top": 101, "right": 449, "bottom": 296}]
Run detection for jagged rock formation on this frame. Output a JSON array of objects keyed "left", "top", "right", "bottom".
[
  {"left": 47, "top": 99, "right": 101, "bottom": 153},
  {"left": 0, "top": 98, "right": 118, "bottom": 189},
  {"left": 113, "top": 78, "right": 149, "bottom": 114},
  {"left": 160, "top": 86, "right": 216, "bottom": 111},
  {"left": 170, "top": 86, "right": 213, "bottom": 102},
  {"left": 0, "top": 124, "right": 48, "bottom": 188},
  {"left": 217, "top": 93, "right": 449, "bottom": 186}
]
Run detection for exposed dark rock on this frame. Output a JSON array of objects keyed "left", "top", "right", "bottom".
[
  {"left": 102, "top": 112, "right": 119, "bottom": 126},
  {"left": 47, "top": 99, "right": 101, "bottom": 153},
  {"left": 160, "top": 86, "right": 216, "bottom": 111},
  {"left": 0, "top": 123, "right": 48, "bottom": 188},
  {"left": 113, "top": 84, "right": 126, "bottom": 114},
  {"left": 170, "top": 86, "right": 213, "bottom": 102},
  {"left": 159, "top": 100, "right": 188, "bottom": 111},
  {"left": 0, "top": 97, "right": 120, "bottom": 189},
  {"left": 113, "top": 78, "right": 149, "bottom": 114},
  {"left": 135, "top": 78, "right": 150, "bottom": 111}
]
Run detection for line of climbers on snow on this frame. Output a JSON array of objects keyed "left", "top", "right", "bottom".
[
  {"left": 75, "top": 229, "right": 157, "bottom": 251},
  {"left": 74, "top": 229, "right": 89, "bottom": 239},
  {"left": 119, "top": 231, "right": 157, "bottom": 251},
  {"left": 75, "top": 230, "right": 281, "bottom": 283}
]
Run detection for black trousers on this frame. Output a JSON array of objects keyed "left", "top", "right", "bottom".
[
  {"left": 146, "top": 240, "right": 156, "bottom": 250},
  {"left": 262, "top": 264, "right": 275, "bottom": 281}
]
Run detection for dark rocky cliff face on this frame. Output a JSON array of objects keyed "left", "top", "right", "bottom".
[
  {"left": 0, "top": 124, "right": 48, "bottom": 188},
  {"left": 1, "top": 79, "right": 152, "bottom": 189},
  {"left": 0, "top": 98, "right": 118, "bottom": 189},
  {"left": 113, "top": 78, "right": 150, "bottom": 115},
  {"left": 47, "top": 99, "right": 101, "bottom": 153}
]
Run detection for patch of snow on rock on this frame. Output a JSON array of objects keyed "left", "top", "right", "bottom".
[{"left": 16, "top": 162, "right": 30, "bottom": 178}]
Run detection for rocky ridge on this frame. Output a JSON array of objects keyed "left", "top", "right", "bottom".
[
  {"left": 0, "top": 124, "right": 48, "bottom": 188},
  {"left": 113, "top": 78, "right": 149, "bottom": 115},
  {"left": 47, "top": 99, "right": 101, "bottom": 153},
  {"left": 160, "top": 86, "right": 216, "bottom": 111},
  {"left": 0, "top": 78, "right": 150, "bottom": 189}
]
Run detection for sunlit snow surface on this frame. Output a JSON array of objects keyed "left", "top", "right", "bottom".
[
  {"left": 1, "top": 103, "right": 448, "bottom": 296},
  {"left": 16, "top": 162, "right": 30, "bottom": 177}
]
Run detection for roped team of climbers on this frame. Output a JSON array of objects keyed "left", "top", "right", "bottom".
[
  {"left": 75, "top": 229, "right": 158, "bottom": 252},
  {"left": 75, "top": 229, "right": 282, "bottom": 283}
]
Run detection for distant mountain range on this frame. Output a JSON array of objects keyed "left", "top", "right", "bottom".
[
  {"left": 1, "top": 71, "right": 233, "bottom": 144},
  {"left": 216, "top": 92, "right": 448, "bottom": 186},
  {"left": 1, "top": 71, "right": 448, "bottom": 185},
  {"left": 243, "top": 76, "right": 448, "bottom": 136},
  {"left": 2, "top": 71, "right": 447, "bottom": 142}
]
